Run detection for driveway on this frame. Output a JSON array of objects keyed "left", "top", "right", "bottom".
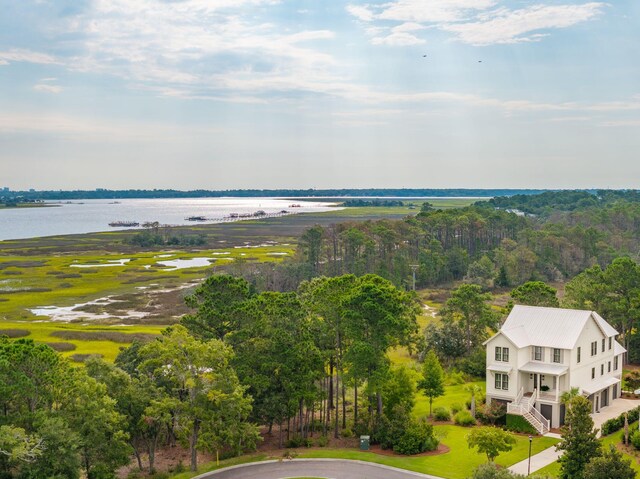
[
  {"left": 193, "top": 459, "right": 445, "bottom": 479},
  {"left": 592, "top": 397, "right": 640, "bottom": 436}
]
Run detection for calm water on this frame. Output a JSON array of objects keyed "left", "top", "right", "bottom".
[{"left": 0, "top": 198, "right": 337, "bottom": 241}]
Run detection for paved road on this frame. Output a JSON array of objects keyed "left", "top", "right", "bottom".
[{"left": 194, "top": 459, "right": 445, "bottom": 479}]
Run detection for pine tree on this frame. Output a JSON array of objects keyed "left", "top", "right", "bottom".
[
  {"left": 557, "top": 396, "right": 601, "bottom": 479},
  {"left": 419, "top": 349, "right": 445, "bottom": 417}
]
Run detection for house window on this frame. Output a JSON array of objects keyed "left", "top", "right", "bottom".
[
  {"left": 553, "top": 348, "right": 561, "bottom": 363},
  {"left": 602, "top": 338, "right": 605, "bottom": 353},
  {"left": 609, "top": 337, "right": 612, "bottom": 350},
  {"left": 614, "top": 356, "right": 619, "bottom": 370},
  {"left": 495, "top": 347, "right": 502, "bottom": 362},
  {"left": 591, "top": 341, "right": 597, "bottom": 356},
  {"left": 495, "top": 373, "right": 509, "bottom": 390},
  {"left": 608, "top": 361, "right": 611, "bottom": 373},
  {"left": 592, "top": 368, "right": 595, "bottom": 379},
  {"left": 577, "top": 347, "right": 581, "bottom": 363},
  {"left": 502, "top": 347, "right": 509, "bottom": 362},
  {"left": 601, "top": 364, "right": 604, "bottom": 376},
  {"left": 534, "top": 346, "right": 543, "bottom": 361}
]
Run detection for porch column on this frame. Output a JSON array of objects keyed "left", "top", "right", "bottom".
[{"left": 556, "top": 375, "right": 559, "bottom": 402}]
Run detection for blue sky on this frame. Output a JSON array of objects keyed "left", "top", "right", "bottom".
[{"left": 1, "top": 0, "right": 639, "bottom": 190}]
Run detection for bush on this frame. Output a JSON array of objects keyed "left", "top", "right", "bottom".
[
  {"left": 630, "top": 430, "right": 640, "bottom": 450},
  {"left": 371, "top": 406, "right": 411, "bottom": 450},
  {"left": 341, "top": 428, "right": 353, "bottom": 438},
  {"left": 393, "top": 419, "right": 439, "bottom": 455},
  {"left": 478, "top": 402, "right": 507, "bottom": 426},
  {"left": 505, "top": 414, "right": 538, "bottom": 434},
  {"left": 600, "top": 407, "right": 640, "bottom": 436},
  {"left": 451, "top": 402, "right": 464, "bottom": 414},
  {"left": 433, "top": 407, "right": 452, "bottom": 421},
  {"left": 315, "top": 435, "right": 329, "bottom": 447},
  {"left": 454, "top": 410, "right": 476, "bottom": 426},
  {"left": 466, "top": 392, "right": 486, "bottom": 410},
  {"left": 285, "top": 435, "right": 312, "bottom": 448},
  {"left": 458, "top": 347, "right": 487, "bottom": 378},
  {"left": 446, "top": 371, "right": 466, "bottom": 385}
]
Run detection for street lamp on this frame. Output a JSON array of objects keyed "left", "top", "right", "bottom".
[{"left": 527, "top": 435, "right": 533, "bottom": 476}]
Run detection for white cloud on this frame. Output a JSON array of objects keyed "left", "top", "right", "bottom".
[
  {"left": 346, "top": 4, "right": 375, "bottom": 22},
  {"left": 378, "top": 0, "right": 497, "bottom": 23},
  {"left": 54, "top": 0, "right": 339, "bottom": 101},
  {"left": 348, "top": 1, "right": 607, "bottom": 47},
  {"left": 33, "top": 84, "right": 63, "bottom": 94},
  {"left": 441, "top": 3, "right": 606, "bottom": 45},
  {"left": 0, "top": 48, "right": 59, "bottom": 65},
  {"left": 372, "top": 31, "right": 426, "bottom": 46}
]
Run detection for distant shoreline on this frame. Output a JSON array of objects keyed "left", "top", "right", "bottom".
[
  {"left": 0, "top": 203, "right": 57, "bottom": 210},
  {"left": 0, "top": 188, "right": 554, "bottom": 201}
]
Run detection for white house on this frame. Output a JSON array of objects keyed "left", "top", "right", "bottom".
[{"left": 485, "top": 305, "right": 626, "bottom": 434}]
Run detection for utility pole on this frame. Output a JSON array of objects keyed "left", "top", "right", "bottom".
[{"left": 410, "top": 264, "right": 419, "bottom": 291}]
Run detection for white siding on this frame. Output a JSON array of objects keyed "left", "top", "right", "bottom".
[
  {"left": 568, "top": 316, "right": 616, "bottom": 391},
  {"left": 485, "top": 335, "right": 517, "bottom": 399}
]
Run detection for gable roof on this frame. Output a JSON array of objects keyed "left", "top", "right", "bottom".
[{"left": 499, "top": 305, "right": 618, "bottom": 350}]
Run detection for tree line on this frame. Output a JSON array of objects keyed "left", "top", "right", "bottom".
[
  {"left": 1, "top": 188, "right": 545, "bottom": 201},
  {"left": 262, "top": 191, "right": 640, "bottom": 293}
]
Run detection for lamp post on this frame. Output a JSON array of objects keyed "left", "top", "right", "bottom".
[{"left": 528, "top": 435, "right": 533, "bottom": 476}]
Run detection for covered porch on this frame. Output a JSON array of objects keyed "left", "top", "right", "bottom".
[{"left": 519, "top": 361, "right": 569, "bottom": 403}]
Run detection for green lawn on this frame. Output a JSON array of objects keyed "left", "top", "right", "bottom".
[
  {"left": 532, "top": 421, "right": 640, "bottom": 477},
  {"left": 299, "top": 425, "right": 557, "bottom": 479},
  {"left": 169, "top": 425, "right": 557, "bottom": 479},
  {"left": 413, "top": 381, "right": 486, "bottom": 418}
]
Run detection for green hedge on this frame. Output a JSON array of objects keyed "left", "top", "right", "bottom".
[
  {"left": 505, "top": 414, "right": 538, "bottom": 435},
  {"left": 601, "top": 406, "right": 640, "bottom": 436}
]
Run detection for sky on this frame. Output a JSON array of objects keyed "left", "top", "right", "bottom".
[{"left": 0, "top": 0, "right": 639, "bottom": 190}]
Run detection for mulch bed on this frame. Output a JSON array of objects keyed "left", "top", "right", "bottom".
[{"left": 369, "top": 443, "right": 450, "bottom": 457}]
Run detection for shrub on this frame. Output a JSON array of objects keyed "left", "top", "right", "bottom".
[
  {"left": 451, "top": 402, "right": 464, "bottom": 415},
  {"left": 316, "top": 435, "right": 329, "bottom": 447},
  {"left": 458, "top": 347, "right": 486, "bottom": 378},
  {"left": 446, "top": 370, "right": 466, "bottom": 385},
  {"left": 600, "top": 407, "right": 640, "bottom": 436},
  {"left": 630, "top": 430, "right": 640, "bottom": 450},
  {"left": 505, "top": 414, "right": 537, "bottom": 434},
  {"left": 393, "top": 419, "right": 439, "bottom": 455},
  {"left": 285, "top": 435, "right": 312, "bottom": 448},
  {"left": 454, "top": 410, "right": 476, "bottom": 426},
  {"left": 341, "top": 427, "right": 353, "bottom": 438},
  {"left": 433, "top": 407, "right": 452, "bottom": 421},
  {"left": 478, "top": 402, "right": 507, "bottom": 426},
  {"left": 466, "top": 392, "right": 486, "bottom": 410}
]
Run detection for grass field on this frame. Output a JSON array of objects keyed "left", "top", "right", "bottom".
[
  {"left": 169, "top": 425, "right": 558, "bottom": 479},
  {"left": 0, "top": 245, "right": 294, "bottom": 361},
  {"left": 535, "top": 420, "right": 640, "bottom": 477}
]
